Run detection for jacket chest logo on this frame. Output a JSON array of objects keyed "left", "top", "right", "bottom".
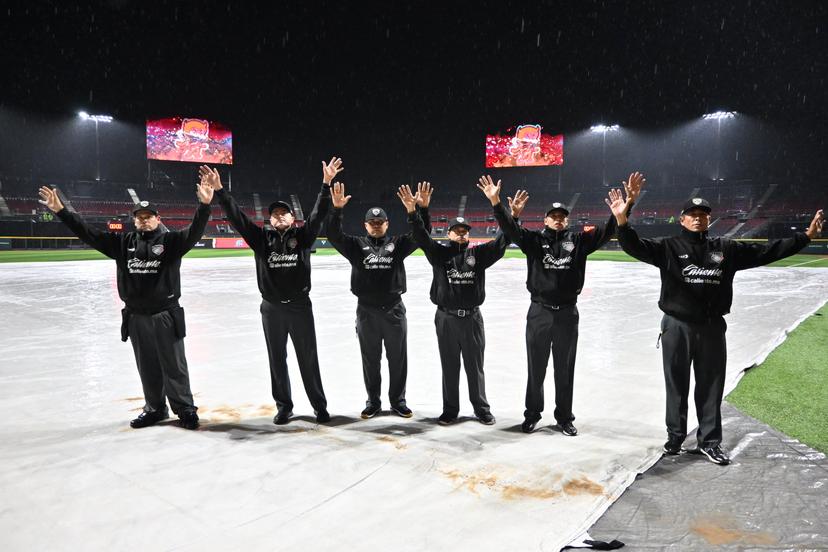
[
  {"left": 708, "top": 251, "right": 724, "bottom": 264},
  {"left": 286, "top": 237, "right": 298, "bottom": 250},
  {"left": 151, "top": 244, "right": 165, "bottom": 256},
  {"left": 465, "top": 255, "right": 476, "bottom": 267},
  {"left": 384, "top": 242, "right": 395, "bottom": 254},
  {"left": 562, "top": 241, "right": 575, "bottom": 252}
]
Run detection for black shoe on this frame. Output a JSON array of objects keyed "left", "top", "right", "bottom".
[
  {"left": 476, "top": 412, "right": 496, "bottom": 425},
  {"left": 273, "top": 409, "right": 293, "bottom": 425},
  {"left": 391, "top": 405, "right": 413, "bottom": 418},
  {"left": 360, "top": 404, "right": 381, "bottom": 419},
  {"left": 699, "top": 445, "right": 731, "bottom": 465},
  {"left": 521, "top": 414, "right": 541, "bottom": 433},
  {"left": 559, "top": 421, "right": 578, "bottom": 436},
  {"left": 130, "top": 410, "right": 169, "bottom": 429},
  {"left": 178, "top": 409, "right": 199, "bottom": 430},
  {"left": 663, "top": 437, "right": 685, "bottom": 455},
  {"left": 438, "top": 413, "right": 458, "bottom": 426},
  {"left": 315, "top": 409, "right": 331, "bottom": 423}
]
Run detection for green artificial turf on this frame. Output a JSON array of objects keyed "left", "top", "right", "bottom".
[{"left": 727, "top": 304, "right": 828, "bottom": 453}]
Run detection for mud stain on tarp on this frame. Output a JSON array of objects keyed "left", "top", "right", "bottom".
[
  {"left": 440, "top": 468, "right": 603, "bottom": 501},
  {"left": 441, "top": 468, "right": 499, "bottom": 495},
  {"left": 562, "top": 476, "right": 605, "bottom": 496},
  {"left": 203, "top": 405, "right": 243, "bottom": 422},
  {"left": 691, "top": 517, "right": 777, "bottom": 546},
  {"left": 252, "top": 404, "right": 276, "bottom": 418},
  {"left": 376, "top": 435, "right": 407, "bottom": 450},
  {"left": 501, "top": 484, "right": 560, "bottom": 500}
]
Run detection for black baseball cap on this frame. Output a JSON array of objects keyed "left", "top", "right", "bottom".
[
  {"left": 681, "top": 198, "right": 712, "bottom": 215},
  {"left": 448, "top": 216, "right": 472, "bottom": 231},
  {"left": 544, "top": 202, "right": 570, "bottom": 216},
  {"left": 268, "top": 200, "right": 294, "bottom": 215},
  {"left": 364, "top": 207, "right": 388, "bottom": 221},
  {"left": 132, "top": 200, "right": 159, "bottom": 216}
]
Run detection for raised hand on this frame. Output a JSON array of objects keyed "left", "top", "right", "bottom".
[
  {"left": 397, "top": 185, "right": 418, "bottom": 214},
  {"left": 198, "top": 165, "right": 222, "bottom": 190},
  {"left": 508, "top": 189, "right": 530, "bottom": 219},
  {"left": 38, "top": 186, "right": 64, "bottom": 213},
  {"left": 476, "top": 175, "right": 502, "bottom": 206},
  {"left": 196, "top": 179, "right": 214, "bottom": 205},
  {"left": 623, "top": 171, "right": 645, "bottom": 203},
  {"left": 605, "top": 188, "right": 629, "bottom": 224},
  {"left": 805, "top": 209, "right": 824, "bottom": 239},
  {"left": 416, "top": 181, "right": 433, "bottom": 208},
  {"left": 331, "top": 182, "right": 351, "bottom": 208},
  {"left": 322, "top": 157, "right": 344, "bottom": 185}
]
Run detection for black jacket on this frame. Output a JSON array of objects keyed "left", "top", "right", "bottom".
[
  {"left": 409, "top": 210, "right": 507, "bottom": 309},
  {"left": 215, "top": 184, "right": 330, "bottom": 303},
  {"left": 327, "top": 206, "right": 431, "bottom": 306},
  {"left": 617, "top": 224, "right": 811, "bottom": 322},
  {"left": 56, "top": 203, "right": 211, "bottom": 313},
  {"left": 493, "top": 202, "right": 617, "bottom": 305}
]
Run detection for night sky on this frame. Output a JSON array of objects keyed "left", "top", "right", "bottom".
[{"left": 1, "top": 1, "right": 826, "bottom": 196}]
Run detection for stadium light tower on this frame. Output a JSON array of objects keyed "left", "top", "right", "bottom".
[
  {"left": 78, "top": 111, "right": 114, "bottom": 181},
  {"left": 590, "top": 124, "right": 620, "bottom": 186},
  {"left": 702, "top": 111, "right": 737, "bottom": 180}
]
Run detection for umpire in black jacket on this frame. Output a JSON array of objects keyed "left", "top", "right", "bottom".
[
  {"left": 327, "top": 181, "right": 432, "bottom": 419},
  {"left": 200, "top": 159, "right": 342, "bottom": 425},
  {"left": 607, "top": 182, "right": 824, "bottom": 465},
  {"left": 38, "top": 182, "right": 212, "bottom": 430},
  {"left": 399, "top": 184, "right": 511, "bottom": 425},
  {"left": 481, "top": 174, "right": 639, "bottom": 436}
]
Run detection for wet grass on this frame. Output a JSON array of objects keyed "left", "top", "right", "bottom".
[{"left": 727, "top": 303, "right": 828, "bottom": 453}]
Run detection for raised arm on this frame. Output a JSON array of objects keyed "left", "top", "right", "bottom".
[
  {"left": 475, "top": 228, "right": 509, "bottom": 269},
  {"left": 607, "top": 186, "right": 665, "bottom": 267},
  {"left": 168, "top": 179, "right": 213, "bottom": 255},
  {"left": 326, "top": 181, "right": 362, "bottom": 261},
  {"left": 479, "top": 175, "right": 535, "bottom": 253},
  {"left": 733, "top": 209, "right": 822, "bottom": 270},
  {"left": 201, "top": 165, "right": 264, "bottom": 250},
  {"left": 40, "top": 186, "right": 120, "bottom": 258},
  {"left": 416, "top": 180, "right": 433, "bottom": 234},
  {"left": 398, "top": 184, "right": 446, "bottom": 262},
  {"left": 298, "top": 156, "right": 342, "bottom": 246},
  {"left": 585, "top": 172, "right": 645, "bottom": 253}
]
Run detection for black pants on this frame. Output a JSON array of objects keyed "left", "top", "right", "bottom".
[
  {"left": 261, "top": 299, "right": 327, "bottom": 413},
  {"left": 660, "top": 313, "right": 727, "bottom": 447},
  {"left": 434, "top": 308, "right": 491, "bottom": 417},
  {"left": 128, "top": 309, "right": 195, "bottom": 416},
  {"left": 524, "top": 302, "right": 579, "bottom": 424},
  {"left": 355, "top": 301, "right": 408, "bottom": 408}
]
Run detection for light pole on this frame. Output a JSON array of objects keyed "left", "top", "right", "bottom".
[
  {"left": 78, "top": 112, "right": 113, "bottom": 181},
  {"left": 702, "top": 111, "right": 736, "bottom": 181},
  {"left": 590, "top": 124, "right": 620, "bottom": 186}
]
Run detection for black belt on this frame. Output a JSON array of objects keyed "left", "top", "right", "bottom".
[
  {"left": 125, "top": 303, "right": 179, "bottom": 316},
  {"left": 359, "top": 300, "right": 402, "bottom": 311},
  {"left": 531, "top": 300, "right": 574, "bottom": 311},
  {"left": 263, "top": 296, "right": 310, "bottom": 306},
  {"left": 438, "top": 306, "right": 479, "bottom": 318}
]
